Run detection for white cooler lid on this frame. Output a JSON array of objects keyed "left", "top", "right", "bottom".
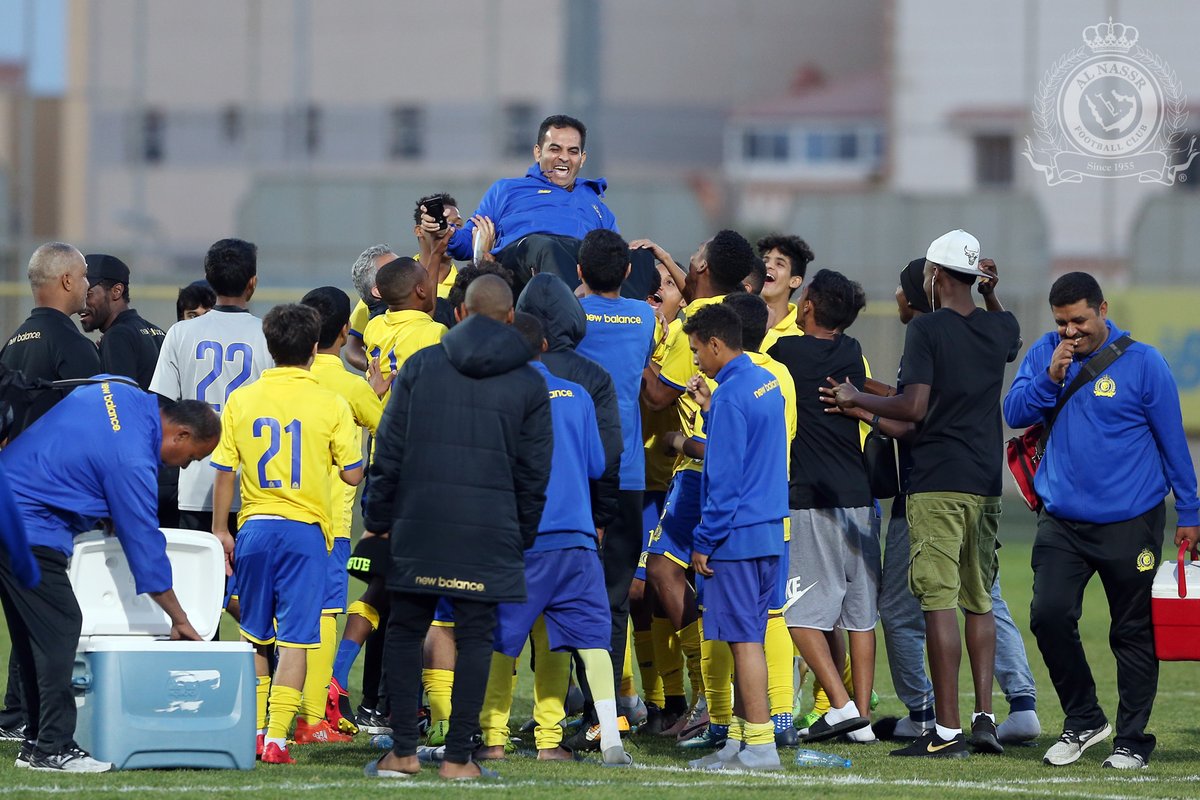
[
  {"left": 69, "top": 528, "right": 225, "bottom": 640},
  {"left": 1152, "top": 558, "right": 1200, "bottom": 598}
]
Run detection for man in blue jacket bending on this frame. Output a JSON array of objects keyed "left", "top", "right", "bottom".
[
  {"left": 0, "top": 382, "right": 219, "bottom": 773},
  {"left": 1003, "top": 272, "right": 1199, "bottom": 771},
  {"left": 435, "top": 115, "right": 653, "bottom": 299}
]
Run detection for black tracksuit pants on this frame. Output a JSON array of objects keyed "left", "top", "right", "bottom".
[
  {"left": 1029, "top": 502, "right": 1164, "bottom": 761},
  {"left": 0, "top": 546, "right": 82, "bottom": 755},
  {"left": 385, "top": 591, "right": 495, "bottom": 765}
]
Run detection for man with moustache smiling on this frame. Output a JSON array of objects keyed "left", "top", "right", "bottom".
[
  {"left": 79, "top": 254, "right": 165, "bottom": 390},
  {"left": 426, "top": 115, "right": 653, "bottom": 299},
  {"left": 1004, "top": 272, "right": 1199, "bottom": 771}
]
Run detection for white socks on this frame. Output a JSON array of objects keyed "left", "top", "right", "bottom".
[{"left": 935, "top": 723, "right": 962, "bottom": 740}]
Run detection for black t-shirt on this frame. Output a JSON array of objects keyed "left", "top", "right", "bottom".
[
  {"left": 768, "top": 333, "right": 873, "bottom": 509},
  {"left": 100, "top": 308, "right": 166, "bottom": 390},
  {"left": 900, "top": 307, "right": 1020, "bottom": 496},
  {"left": 0, "top": 307, "right": 102, "bottom": 438}
]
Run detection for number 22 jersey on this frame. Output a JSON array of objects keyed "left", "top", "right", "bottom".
[{"left": 150, "top": 307, "right": 273, "bottom": 513}]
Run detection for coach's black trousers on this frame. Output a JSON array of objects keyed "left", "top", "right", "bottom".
[
  {"left": 1029, "top": 502, "right": 1164, "bottom": 761},
  {"left": 385, "top": 591, "right": 495, "bottom": 765},
  {"left": 498, "top": 235, "right": 658, "bottom": 301},
  {"left": 602, "top": 490, "right": 644, "bottom": 692},
  {"left": 0, "top": 546, "right": 82, "bottom": 755}
]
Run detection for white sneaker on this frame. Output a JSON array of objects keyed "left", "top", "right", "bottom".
[
  {"left": 1043, "top": 723, "right": 1112, "bottom": 766},
  {"left": 28, "top": 743, "right": 112, "bottom": 773},
  {"left": 1102, "top": 746, "right": 1147, "bottom": 770}
]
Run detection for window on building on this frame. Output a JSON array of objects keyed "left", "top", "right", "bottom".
[
  {"left": 221, "top": 105, "right": 243, "bottom": 144},
  {"left": 742, "top": 129, "right": 789, "bottom": 162},
  {"left": 974, "top": 135, "right": 1014, "bottom": 186},
  {"left": 141, "top": 108, "right": 164, "bottom": 163},
  {"left": 389, "top": 106, "right": 423, "bottom": 159},
  {"left": 304, "top": 104, "right": 321, "bottom": 155},
  {"left": 504, "top": 103, "right": 537, "bottom": 158}
]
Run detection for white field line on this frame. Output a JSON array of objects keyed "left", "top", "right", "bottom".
[{"left": 5, "top": 770, "right": 1200, "bottom": 800}]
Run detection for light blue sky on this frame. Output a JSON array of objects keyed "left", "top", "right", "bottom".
[{"left": 0, "top": 0, "right": 65, "bottom": 95}]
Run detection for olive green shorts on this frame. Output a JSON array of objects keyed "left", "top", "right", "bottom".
[{"left": 906, "top": 491, "right": 1000, "bottom": 613}]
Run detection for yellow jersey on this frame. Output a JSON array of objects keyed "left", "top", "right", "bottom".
[
  {"left": 362, "top": 309, "right": 447, "bottom": 383},
  {"left": 348, "top": 257, "right": 457, "bottom": 341},
  {"left": 749, "top": 350, "right": 798, "bottom": 542},
  {"left": 761, "top": 303, "right": 801, "bottom": 353},
  {"left": 657, "top": 295, "right": 727, "bottom": 475},
  {"left": 310, "top": 353, "right": 382, "bottom": 540},
  {"left": 642, "top": 317, "right": 684, "bottom": 492},
  {"left": 211, "top": 367, "right": 363, "bottom": 549}
]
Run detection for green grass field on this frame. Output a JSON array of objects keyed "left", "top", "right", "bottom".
[{"left": 2, "top": 511, "right": 1199, "bottom": 799}]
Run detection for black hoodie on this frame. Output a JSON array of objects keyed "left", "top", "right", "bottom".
[
  {"left": 363, "top": 313, "right": 552, "bottom": 603},
  {"left": 516, "top": 273, "right": 622, "bottom": 529}
]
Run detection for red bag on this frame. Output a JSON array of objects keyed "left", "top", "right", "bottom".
[
  {"left": 1151, "top": 542, "right": 1200, "bottom": 661},
  {"left": 1005, "top": 335, "right": 1133, "bottom": 514},
  {"left": 1005, "top": 424, "right": 1045, "bottom": 512}
]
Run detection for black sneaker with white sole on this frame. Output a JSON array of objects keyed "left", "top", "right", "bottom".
[
  {"left": 890, "top": 729, "right": 971, "bottom": 758},
  {"left": 27, "top": 743, "right": 113, "bottom": 773},
  {"left": 15, "top": 739, "right": 34, "bottom": 769},
  {"left": 800, "top": 713, "right": 869, "bottom": 743},
  {"left": 970, "top": 715, "right": 1004, "bottom": 754},
  {"left": 0, "top": 721, "right": 25, "bottom": 741}
]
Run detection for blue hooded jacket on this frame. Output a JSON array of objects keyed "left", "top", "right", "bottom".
[
  {"left": 1003, "top": 321, "right": 1199, "bottom": 526},
  {"left": 448, "top": 164, "right": 618, "bottom": 261}
]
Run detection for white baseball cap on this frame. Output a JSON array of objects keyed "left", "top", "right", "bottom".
[{"left": 926, "top": 229, "right": 986, "bottom": 276}]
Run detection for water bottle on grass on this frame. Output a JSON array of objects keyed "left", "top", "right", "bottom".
[{"left": 794, "top": 748, "right": 851, "bottom": 768}]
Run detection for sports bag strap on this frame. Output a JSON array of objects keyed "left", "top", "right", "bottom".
[{"left": 1038, "top": 334, "right": 1133, "bottom": 451}]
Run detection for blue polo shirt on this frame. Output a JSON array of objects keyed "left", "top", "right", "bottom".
[
  {"left": 0, "top": 379, "right": 173, "bottom": 594},
  {"left": 576, "top": 294, "right": 656, "bottom": 490}
]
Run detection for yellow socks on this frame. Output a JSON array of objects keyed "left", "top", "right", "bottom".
[
  {"left": 478, "top": 653, "right": 516, "bottom": 747},
  {"left": 577, "top": 648, "right": 621, "bottom": 752},
  {"left": 841, "top": 651, "right": 854, "bottom": 695},
  {"left": 727, "top": 716, "right": 746, "bottom": 742},
  {"left": 700, "top": 637, "right": 734, "bottom": 726},
  {"left": 620, "top": 621, "right": 636, "bottom": 697},
  {"left": 256, "top": 675, "right": 270, "bottom": 731},
  {"left": 346, "top": 600, "right": 380, "bottom": 630},
  {"left": 651, "top": 616, "right": 685, "bottom": 700},
  {"left": 265, "top": 684, "right": 302, "bottom": 741},
  {"left": 678, "top": 619, "right": 705, "bottom": 704},
  {"left": 531, "top": 616, "right": 571, "bottom": 751},
  {"left": 764, "top": 616, "right": 793, "bottom": 717},
  {"left": 298, "top": 614, "right": 337, "bottom": 723},
  {"left": 423, "top": 667, "right": 455, "bottom": 725},
  {"left": 633, "top": 628, "right": 664, "bottom": 706},
  {"left": 743, "top": 719, "right": 775, "bottom": 746}
]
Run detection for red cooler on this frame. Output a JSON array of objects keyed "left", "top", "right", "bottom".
[{"left": 1151, "top": 543, "right": 1200, "bottom": 661}]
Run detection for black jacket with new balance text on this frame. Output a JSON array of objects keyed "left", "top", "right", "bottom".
[{"left": 362, "top": 313, "right": 552, "bottom": 604}]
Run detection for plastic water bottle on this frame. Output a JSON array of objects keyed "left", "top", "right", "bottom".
[
  {"left": 370, "top": 734, "right": 394, "bottom": 750},
  {"left": 794, "top": 748, "right": 851, "bottom": 768}
]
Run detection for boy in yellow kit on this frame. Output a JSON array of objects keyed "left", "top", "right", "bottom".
[
  {"left": 362, "top": 257, "right": 447, "bottom": 390},
  {"left": 211, "top": 303, "right": 365, "bottom": 765},
  {"left": 288, "top": 287, "right": 391, "bottom": 744}
]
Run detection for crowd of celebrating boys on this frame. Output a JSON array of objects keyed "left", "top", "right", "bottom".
[{"left": 0, "top": 114, "right": 1195, "bottom": 780}]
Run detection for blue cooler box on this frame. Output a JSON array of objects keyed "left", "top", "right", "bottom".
[{"left": 69, "top": 529, "right": 256, "bottom": 770}]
